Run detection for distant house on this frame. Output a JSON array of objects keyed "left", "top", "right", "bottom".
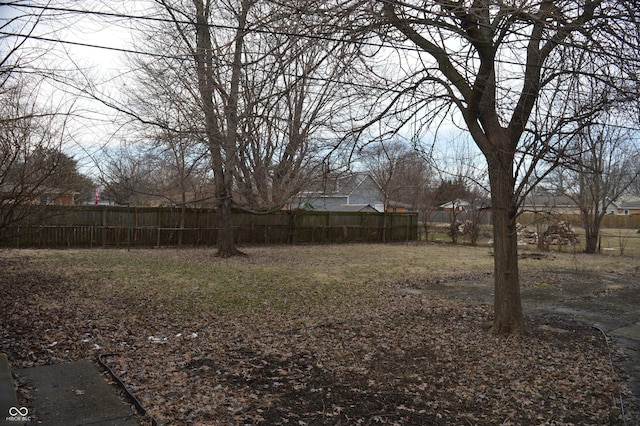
[
  {"left": 522, "top": 194, "right": 581, "bottom": 215},
  {"left": 293, "top": 173, "right": 385, "bottom": 212},
  {"left": 608, "top": 195, "right": 640, "bottom": 215},
  {"left": 386, "top": 200, "right": 413, "bottom": 213},
  {"left": 439, "top": 199, "right": 471, "bottom": 212},
  {"left": 523, "top": 193, "right": 640, "bottom": 216},
  {"left": 0, "top": 183, "right": 78, "bottom": 206},
  {"left": 44, "top": 190, "right": 77, "bottom": 206}
]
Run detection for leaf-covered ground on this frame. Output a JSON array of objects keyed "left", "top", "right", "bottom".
[{"left": 0, "top": 247, "right": 635, "bottom": 425}]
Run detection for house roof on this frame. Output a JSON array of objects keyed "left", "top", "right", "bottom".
[
  {"left": 0, "top": 183, "right": 80, "bottom": 197},
  {"left": 302, "top": 173, "right": 379, "bottom": 197},
  {"left": 439, "top": 199, "right": 471, "bottom": 209},
  {"left": 523, "top": 194, "right": 576, "bottom": 208},
  {"left": 611, "top": 195, "right": 640, "bottom": 209},
  {"left": 333, "top": 204, "right": 379, "bottom": 212}
]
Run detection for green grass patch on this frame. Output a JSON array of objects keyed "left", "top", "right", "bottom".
[
  {"left": 596, "top": 228, "right": 640, "bottom": 256},
  {"left": 12, "top": 242, "right": 638, "bottom": 322}
]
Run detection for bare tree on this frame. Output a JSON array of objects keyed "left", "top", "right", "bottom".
[
  {"left": 323, "top": 0, "right": 640, "bottom": 333},
  {"left": 0, "top": 75, "right": 82, "bottom": 240},
  {"left": 100, "top": 137, "right": 210, "bottom": 207},
  {"left": 99, "top": 52, "right": 213, "bottom": 211},
  {"left": 357, "top": 140, "right": 431, "bottom": 240},
  {"left": 2, "top": 4, "right": 83, "bottom": 236},
  {"left": 101, "top": 0, "right": 362, "bottom": 257},
  {"left": 629, "top": 174, "right": 640, "bottom": 197},
  {"left": 430, "top": 177, "right": 468, "bottom": 243},
  {"left": 549, "top": 117, "right": 639, "bottom": 253}
]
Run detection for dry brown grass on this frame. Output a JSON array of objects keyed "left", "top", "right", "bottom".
[
  {"left": 2, "top": 244, "right": 637, "bottom": 425},
  {"left": 7, "top": 243, "right": 639, "bottom": 322}
]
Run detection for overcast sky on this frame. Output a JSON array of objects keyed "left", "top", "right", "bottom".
[
  {"left": 13, "top": 1, "right": 630, "bottom": 186},
  {"left": 2, "top": 2, "right": 143, "bottom": 177}
]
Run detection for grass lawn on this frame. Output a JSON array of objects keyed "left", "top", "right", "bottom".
[
  {"left": 426, "top": 223, "right": 640, "bottom": 257},
  {"left": 1, "top": 244, "right": 637, "bottom": 425},
  {"left": 596, "top": 228, "right": 640, "bottom": 256}
]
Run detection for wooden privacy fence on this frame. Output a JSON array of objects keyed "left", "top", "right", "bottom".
[
  {"left": 1, "top": 206, "right": 419, "bottom": 248},
  {"left": 516, "top": 212, "right": 640, "bottom": 229}
]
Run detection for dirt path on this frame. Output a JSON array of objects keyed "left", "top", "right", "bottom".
[{"left": 404, "top": 268, "right": 640, "bottom": 425}]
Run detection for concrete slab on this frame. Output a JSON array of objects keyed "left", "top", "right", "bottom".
[
  {"left": 17, "top": 360, "right": 140, "bottom": 426},
  {"left": 1, "top": 353, "right": 23, "bottom": 426}
]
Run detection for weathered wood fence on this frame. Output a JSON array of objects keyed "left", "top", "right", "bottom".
[
  {"left": 516, "top": 212, "right": 640, "bottom": 229},
  {"left": 1, "top": 206, "right": 419, "bottom": 248},
  {"left": 426, "top": 211, "right": 640, "bottom": 230}
]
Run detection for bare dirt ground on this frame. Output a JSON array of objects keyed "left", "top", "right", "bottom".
[{"left": 1, "top": 248, "right": 638, "bottom": 425}]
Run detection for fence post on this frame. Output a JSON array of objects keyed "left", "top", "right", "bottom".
[
  {"left": 102, "top": 207, "right": 107, "bottom": 248},
  {"left": 156, "top": 208, "right": 162, "bottom": 248},
  {"left": 326, "top": 212, "right": 330, "bottom": 242}
]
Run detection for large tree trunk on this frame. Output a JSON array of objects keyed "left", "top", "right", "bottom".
[
  {"left": 582, "top": 214, "right": 601, "bottom": 254},
  {"left": 216, "top": 195, "right": 240, "bottom": 257},
  {"left": 487, "top": 154, "right": 524, "bottom": 334},
  {"left": 210, "top": 145, "right": 243, "bottom": 257},
  {"left": 584, "top": 230, "right": 599, "bottom": 254},
  {"left": 193, "top": 0, "right": 244, "bottom": 257}
]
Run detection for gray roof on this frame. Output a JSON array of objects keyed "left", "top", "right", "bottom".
[
  {"left": 332, "top": 204, "right": 379, "bottom": 212},
  {"left": 523, "top": 194, "right": 576, "bottom": 207},
  {"left": 302, "top": 173, "right": 376, "bottom": 196},
  {"left": 612, "top": 195, "right": 640, "bottom": 209}
]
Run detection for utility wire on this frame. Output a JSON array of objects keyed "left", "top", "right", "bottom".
[
  {"left": 0, "top": 30, "right": 408, "bottom": 96},
  {"left": 2, "top": 2, "right": 409, "bottom": 53},
  {"left": 0, "top": 30, "right": 191, "bottom": 62},
  {"left": 3, "top": 1, "right": 639, "bottom": 131},
  {"left": 6, "top": 28, "right": 638, "bottom": 118},
  {"left": 2, "top": 25, "right": 634, "bottom": 88},
  {"left": 6, "top": 0, "right": 637, "bottom": 71}
]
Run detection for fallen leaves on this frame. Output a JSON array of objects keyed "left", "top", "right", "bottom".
[{"left": 0, "top": 249, "right": 635, "bottom": 425}]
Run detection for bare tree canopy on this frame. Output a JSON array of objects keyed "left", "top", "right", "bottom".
[
  {"left": 314, "top": 0, "right": 640, "bottom": 333},
  {"left": 547, "top": 114, "right": 640, "bottom": 253},
  {"left": 88, "top": 0, "right": 365, "bottom": 256},
  {"left": 358, "top": 140, "right": 433, "bottom": 210},
  {"left": 1, "top": 7, "right": 94, "bottom": 240},
  {"left": 0, "top": 75, "right": 90, "bottom": 239}
]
